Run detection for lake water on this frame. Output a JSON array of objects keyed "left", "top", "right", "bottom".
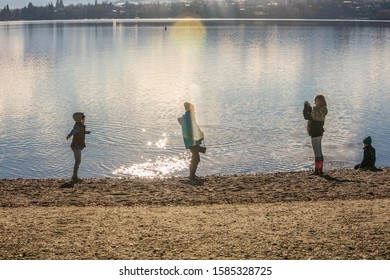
[{"left": 1, "top": 19, "right": 390, "bottom": 179}]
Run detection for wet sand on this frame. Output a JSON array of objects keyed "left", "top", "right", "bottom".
[{"left": 1, "top": 168, "right": 390, "bottom": 259}]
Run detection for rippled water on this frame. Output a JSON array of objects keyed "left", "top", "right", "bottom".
[{"left": 1, "top": 19, "right": 390, "bottom": 178}]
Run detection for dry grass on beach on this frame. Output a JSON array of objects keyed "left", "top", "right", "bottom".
[{"left": 1, "top": 168, "right": 390, "bottom": 260}]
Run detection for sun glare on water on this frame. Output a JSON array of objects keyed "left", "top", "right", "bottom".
[{"left": 112, "top": 153, "right": 190, "bottom": 178}]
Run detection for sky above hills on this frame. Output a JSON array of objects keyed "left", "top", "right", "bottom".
[{"left": 1, "top": 1, "right": 97, "bottom": 9}]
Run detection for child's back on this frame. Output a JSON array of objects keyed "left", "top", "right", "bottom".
[{"left": 354, "top": 136, "right": 378, "bottom": 171}]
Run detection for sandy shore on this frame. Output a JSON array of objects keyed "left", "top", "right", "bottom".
[{"left": 1, "top": 168, "right": 390, "bottom": 259}]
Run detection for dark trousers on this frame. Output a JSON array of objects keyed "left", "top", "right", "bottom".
[
  {"left": 189, "top": 146, "right": 200, "bottom": 179},
  {"left": 72, "top": 149, "right": 82, "bottom": 179}
]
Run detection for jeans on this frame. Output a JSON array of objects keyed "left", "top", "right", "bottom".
[
  {"left": 311, "top": 136, "right": 324, "bottom": 162},
  {"left": 72, "top": 149, "right": 82, "bottom": 179}
]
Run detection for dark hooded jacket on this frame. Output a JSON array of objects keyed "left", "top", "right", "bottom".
[
  {"left": 70, "top": 123, "right": 86, "bottom": 150},
  {"left": 355, "top": 145, "right": 377, "bottom": 170},
  {"left": 303, "top": 105, "right": 327, "bottom": 138},
  {"left": 68, "top": 112, "right": 87, "bottom": 150}
]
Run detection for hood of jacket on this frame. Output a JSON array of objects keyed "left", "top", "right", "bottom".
[{"left": 73, "top": 112, "right": 85, "bottom": 123}]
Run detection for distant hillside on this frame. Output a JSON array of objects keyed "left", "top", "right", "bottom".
[
  {"left": 0, "top": 0, "right": 164, "bottom": 9},
  {"left": 1, "top": 1, "right": 99, "bottom": 9},
  {"left": 2, "top": 0, "right": 389, "bottom": 20}
]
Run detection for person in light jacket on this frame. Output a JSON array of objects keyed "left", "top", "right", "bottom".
[
  {"left": 66, "top": 112, "right": 91, "bottom": 182},
  {"left": 303, "top": 94, "right": 328, "bottom": 175},
  {"left": 178, "top": 102, "right": 205, "bottom": 180}
]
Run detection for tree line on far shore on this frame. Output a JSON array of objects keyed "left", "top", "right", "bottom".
[{"left": 1, "top": 0, "right": 390, "bottom": 21}]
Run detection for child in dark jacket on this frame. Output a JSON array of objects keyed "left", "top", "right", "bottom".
[
  {"left": 66, "top": 112, "right": 91, "bottom": 181},
  {"left": 354, "top": 136, "right": 378, "bottom": 171},
  {"left": 303, "top": 94, "right": 328, "bottom": 175}
]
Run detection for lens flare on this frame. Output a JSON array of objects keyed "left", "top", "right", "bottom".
[{"left": 171, "top": 13, "right": 207, "bottom": 52}]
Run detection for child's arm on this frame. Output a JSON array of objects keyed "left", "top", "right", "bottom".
[
  {"left": 66, "top": 125, "right": 80, "bottom": 140},
  {"left": 303, "top": 102, "right": 313, "bottom": 121}
]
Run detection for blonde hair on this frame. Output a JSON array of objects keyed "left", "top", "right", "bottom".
[
  {"left": 315, "top": 94, "right": 327, "bottom": 107},
  {"left": 184, "top": 102, "right": 195, "bottom": 113}
]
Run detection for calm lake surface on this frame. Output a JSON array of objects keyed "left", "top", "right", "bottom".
[{"left": 1, "top": 19, "right": 390, "bottom": 179}]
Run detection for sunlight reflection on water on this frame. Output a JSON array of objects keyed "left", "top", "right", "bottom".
[
  {"left": 1, "top": 20, "right": 390, "bottom": 179},
  {"left": 112, "top": 153, "right": 190, "bottom": 178}
]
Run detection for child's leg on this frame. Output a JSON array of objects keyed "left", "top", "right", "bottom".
[
  {"left": 72, "top": 149, "right": 82, "bottom": 179},
  {"left": 311, "top": 136, "right": 324, "bottom": 173},
  {"left": 189, "top": 147, "right": 200, "bottom": 179}
]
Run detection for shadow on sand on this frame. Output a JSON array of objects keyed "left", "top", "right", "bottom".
[
  {"left": 320, "top": 174, "right": 353, "bottom": 183},
  {"left": 320, "top": 168, "right": 383, "bottom": 183},
  {"left": 59, "top": 181, "right": 76, "bottom": 188},
  {"left": 180, "top": 178, "right": 206, "bottom": 186}
]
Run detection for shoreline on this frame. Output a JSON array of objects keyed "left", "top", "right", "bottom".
[
  {"left": 2, "top": 18, "right": 390, "bottom": 25},
  {"left": 1, "top": 167, "right": 390, "bottom": 207},
  {"left": 0, "top": 167, "right": 390, "bottom": 207},
  {"left": 1, "top": 167, "right": 390, "bottom": 259}
]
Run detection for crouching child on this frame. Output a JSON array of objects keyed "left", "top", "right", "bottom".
[{"left": 354, "top": 136, "right": 379, "bottom": 171}]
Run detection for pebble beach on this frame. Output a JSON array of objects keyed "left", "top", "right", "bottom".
[{"left": 1, "top": 168, "right": 390, "bottom": 259}]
